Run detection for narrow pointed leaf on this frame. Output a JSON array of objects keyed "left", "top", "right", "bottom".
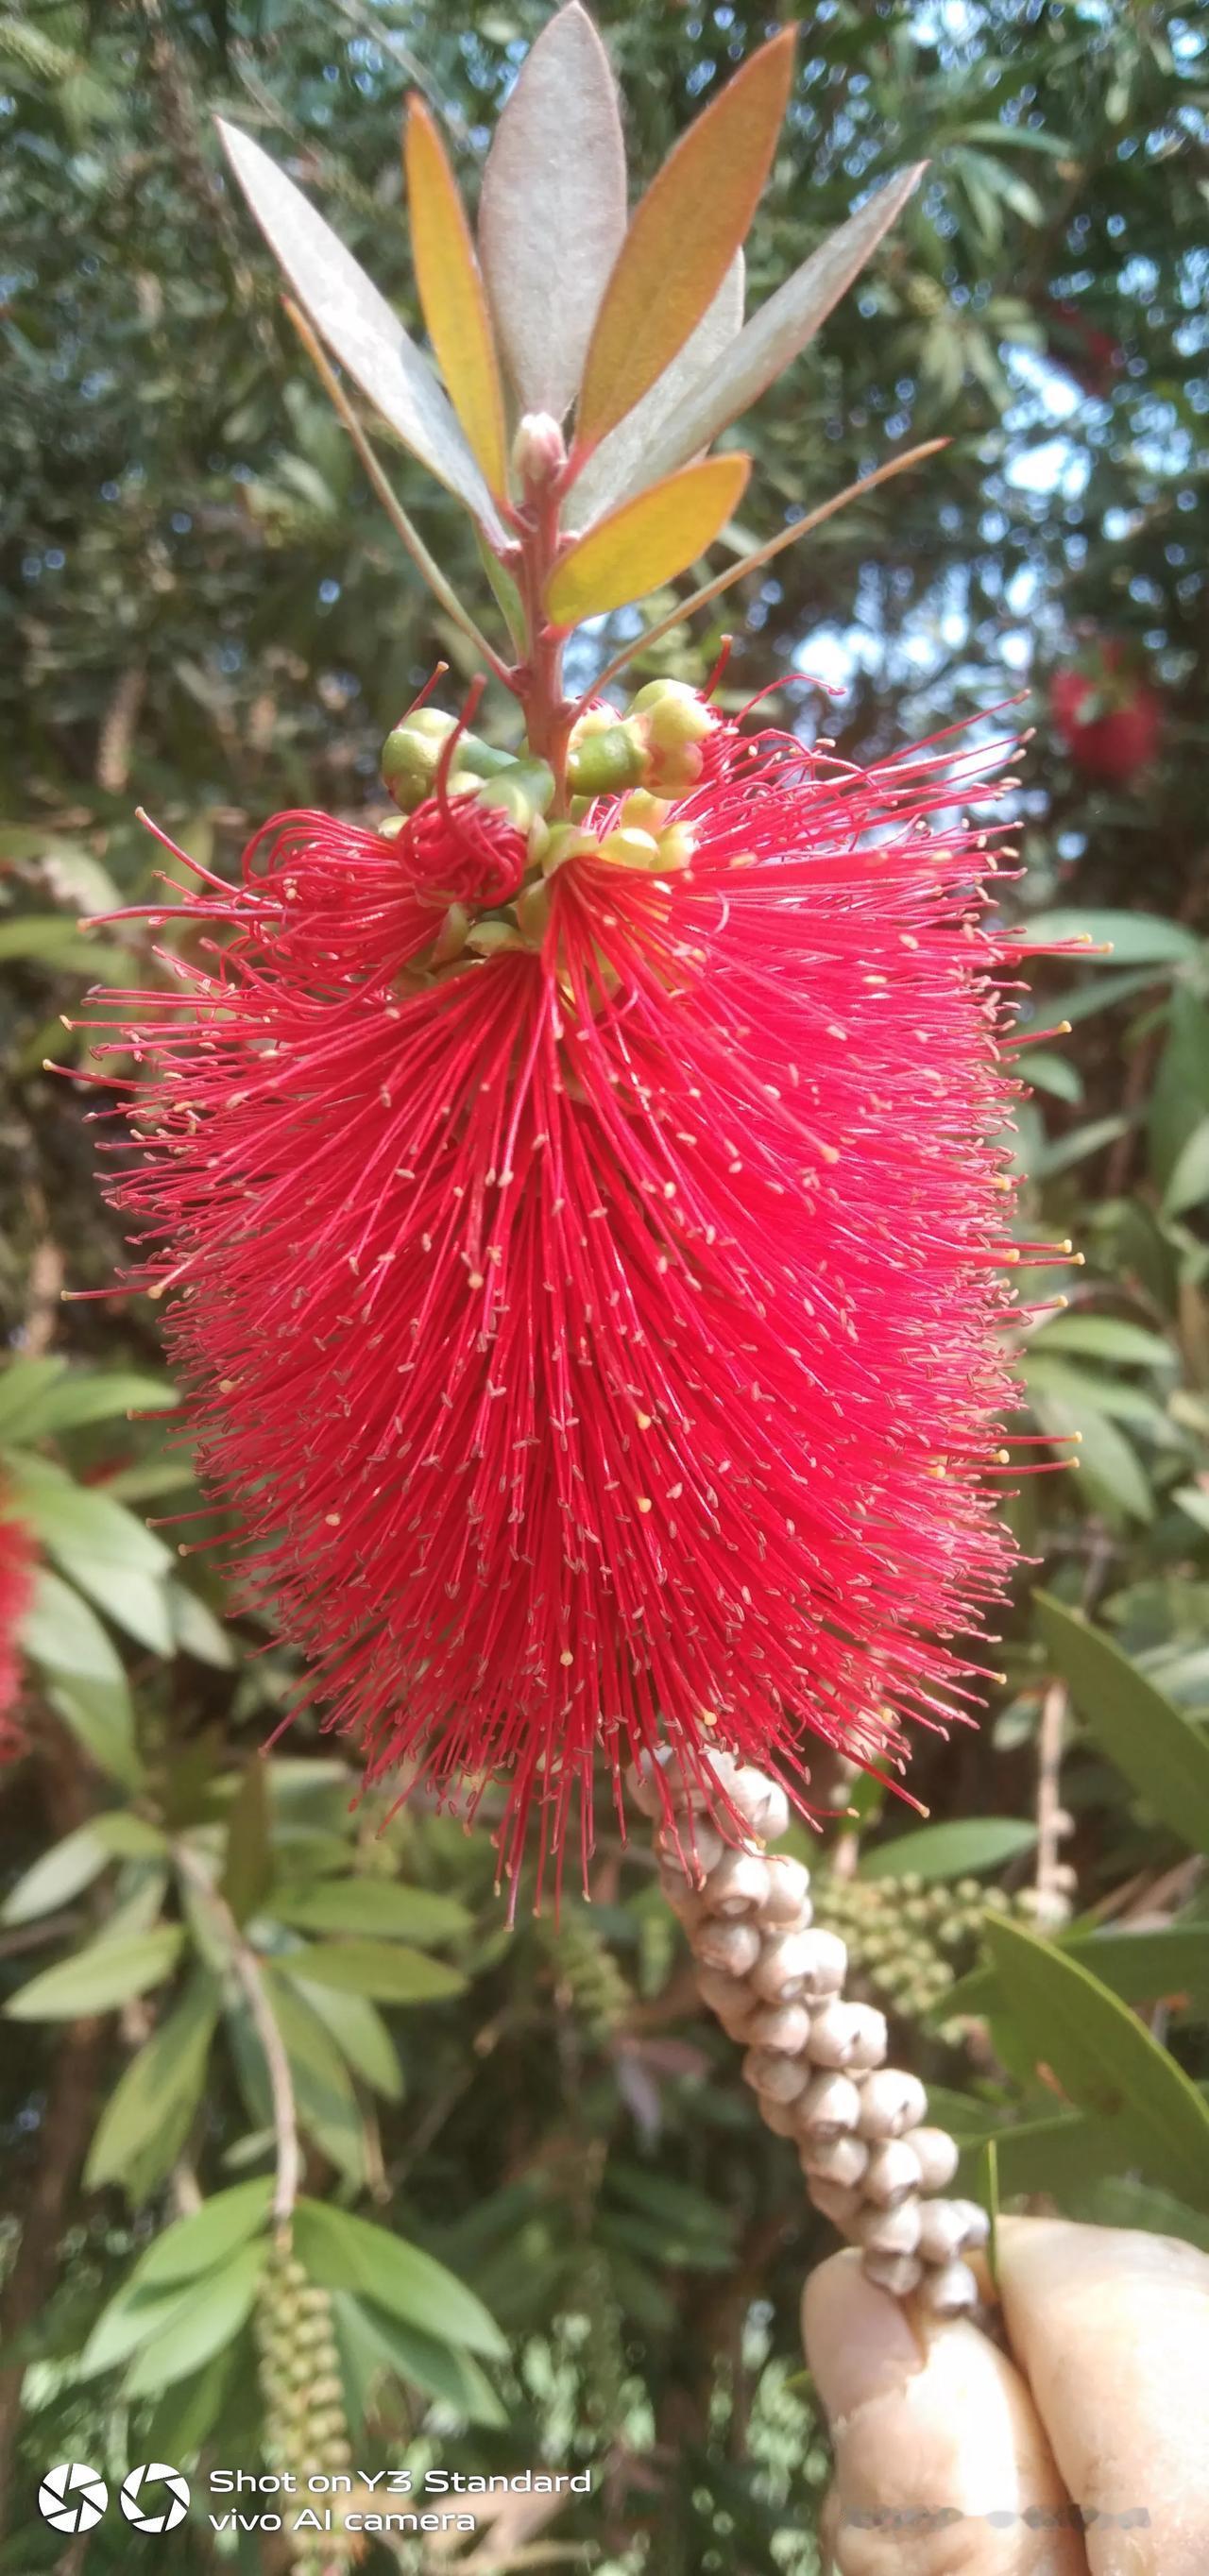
[
  {"left": 216, "top": 120, "right": 505, "bottom": 542},
  {"left": 547, "top": 452, "right": 750, "bottom": 624},
  {"left": 573, "top": 30, "right": 795, "bottom": 457},
  {"left": 571, "top": 254, "right": 744, "bottom": 527},
  {"left": 404, "top": 97, "right": 507, "bottom": 499},
  {"left": 982, "top": 1914, "right": 1209, "bottom": 2207},
  {"left": 5, "top": 1925, "right": 182, "bottom": 2021},
  {"left": 582, "top": 441, "right": 945, "bottom": 700},
  {"left": 1035, "top": 1592, "right": 1209, "bottom": 1856},
  {"left": 631, "top": 164, "right": 926, "bottom": 489},
  {"left": 478, "top": 0, "right": 626, "bottom": 420}
]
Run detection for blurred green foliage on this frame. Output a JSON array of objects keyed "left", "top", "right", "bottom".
[{"left": 3, "top": 3, "right": 1208, "bottom": 2569}]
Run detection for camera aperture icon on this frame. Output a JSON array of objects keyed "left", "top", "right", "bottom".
[
  {"left": 38, "top": 2463, "right": 109, "bottom": 2534},
  {"left": 120, "top": 2462, "right": 192, "bottom": 2533}
]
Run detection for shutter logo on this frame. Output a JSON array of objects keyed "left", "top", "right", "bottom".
[
  {"left": 120, "top": 2463, "right": 192, "bottom": 2533},
  {"left": 38, "top": 2464, "right": 109, "bottom": 2534}
]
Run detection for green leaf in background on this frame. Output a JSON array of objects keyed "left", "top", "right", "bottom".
[
  {"left": 122, "top": 2178, "right": 274, "bottom": 2292},
  {"left": 291, "top": 1979, "right": 404, "bottom": 2102},
  {"left": 344, "top": 2295, "right": 506, "bottom": 2428},
  {"left": 982, "top": 1914, "right": 1209, "bottom": 2207},
  {"left": 1030, "top": 1315, "right": 1174, "bottom": 1366},
  {"left": 34, "top": 1372, "right": 179, "bottom": 1432},
  {"left": 1027, "top": 1373, "right": 1154, "bottom": 1524},
  {"left": 859, "top": 1817, "right": 1038, "bottom": 1881},
  {"left": 0, "top": 1357, "right": 70, "bottom": 1441},
  {"left": 292, "top": 2197, "right": 507, "bottom": 2359},
  {"left": 280, "top": 1939, "right": 466, "bottom": 2003},
  {"left": 5, "top": 1924, "right": 182, "bottom": 2021},
  {"left": 954, "top": 2106, "right": 1142, "bottom": 2200},
  {"left": 21, "top": 1570, "right": 125, "bottom": 1685},
  {"left": 1022, "top": 909, "right": 1200, "bottom": 965},
  {"left": 1035, "top": 1592, "right": 1209, "bottom": 1854},
  {"left": 141, "top": 2345, "right": 241, "bottom": 2465},
  {"left": 220, "top": 1760, "right": 272, "bottom": 1927},
  {"left": 1163, "top": 1115, "right": 1209, "bottom": 1219},
  {"left": 260, "top": 1974, "right": 367, "bottom": 2188},
  {"left": 1, "top": 1813, "right": 163, "bottom": 1925},
  {"left": 1023, "top": 1049, "right": 1083, "bottom": 1103},
  {"left": 84, "top": 1973, "right": 217, "bottom": 2196},
  {"left": 271, "top": 1879, "right": 471, "bottom": 1942},
  {"left": 945, "top": 1923, "right": 1209, "bottom": 2019},
  {"left": 123, "top": 2239, "right": 265, "bottom": 2396}
]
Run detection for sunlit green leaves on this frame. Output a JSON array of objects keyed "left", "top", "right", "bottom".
[
  {"left": 859, "top": 1817, "right": 1038, "bottom": 1882},
  {"left": 1035, "top": 1593, "right": 1209, "bottom": 1854},
  {"left": 5, "top": 1924, "right": 182, "bottom": 2021},
  {"left": 291, "top": 2198, "right": 506, "bottom": 2358},
  {"left": 84, "top": 1973, "right": 218, "bottom": 2197}
]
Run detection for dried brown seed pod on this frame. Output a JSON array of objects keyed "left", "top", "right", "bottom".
[
  {"left": 856, "top": 2068, "right": 928, "bottom": 2141},
  {"left": 793, "top": 2070, "right": 862, "bottom": 2141},
  {"left": 917, "top": 2258, "right": 980, "bottom": 2317},
  {"left": 751, "top": 1926, "right": 846, "bottom": 2005},
  {"left": 909, "top": 2125, "right": 961, "bottom": 2192},
  {"left": 695, "top": 1917, "right": 761, "bottom": 1979},
  {"left": 700, "top": 1850, "right": 772, "bottom": 1918},
  {"left": 745, "top": 2001, "right": 811, "bottom": 2055},
  {"left": 800, "top": 2132, "right": 869, "bottom": 2191},
  {"left": 806, "top": 1999, "right": 888, "bottom": 2070},
  {"left": 855, "top": 2198, "right": 921, "bottom": 2259},
  {"left": 862, "top": 2249, "right": 924, "bottom": 2298},
  {"left": 863, "top": 2138, "right": 923, "bottom": 2208},
  {"left": 760, "top": 1852, "right": 811, "bottom": 1923}
]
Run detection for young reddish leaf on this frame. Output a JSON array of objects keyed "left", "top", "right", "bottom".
[
  {"left": 633, "top": 164, "right": 927, "bottom": 489},
  {"left": 546, "top": 452, "right": 750, "bottom": 625},
  {"left": 403, "top": 97, "right": 508, "bottom": 500},
  {"left": 215, "top": 120, "right": 506, "bottom": 544},
  {"left": 478, "top": 1, "right": 626, "bottom": 421},
  {"left": 570, "top": 254, "right": 744, "bottom": 529},
  {"left": 572, "top": 30, "right": 795, "bottom": 459}
]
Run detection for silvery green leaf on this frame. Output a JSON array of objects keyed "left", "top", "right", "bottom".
[
  {"left": 632, "top": 165, "right": 926, "bottom": 489},
  {"left": 216, "top": 120, "right": 506, "bottom": 543},
  {"left": 569, "top": 254, "right": 744, "bottom": 528},
  {"left": 478, "top": 2, "right": 626, "bottom": 420}
]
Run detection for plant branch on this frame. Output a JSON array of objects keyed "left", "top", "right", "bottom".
[
  {"left": 575, "top": 441, "right": 948, "bottom": 712},
  {"left": 173, "top": 1840, "right": 300, "bottom": 2233},
  {"left": 282, "top": 299, "right": 516, "bottom": 692}
]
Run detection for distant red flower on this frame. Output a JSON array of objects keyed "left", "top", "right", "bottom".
[
  {"left": 95, "top": 719, "right": 1031, "bottom": 1879},
  {"left": 0, "top": 1495, "right": 36, "bottom": 1762},
  {"left": 1050, "top": 641, "right": 1161, "bottom": 785}
]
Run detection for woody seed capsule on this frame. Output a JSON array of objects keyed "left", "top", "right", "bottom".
[
  {"left": 656, "top": 1817, "right": 725, "bottom": 1882},
  {"left": 857, "top": 2068, "right": 928, "bottom": 2140},
  {"left": 807, "top": 2000, "right": 888, "bottom": 2070},
  {"left": 746, "top": 2001, "right": 811, "bottom": 2055},
  {"left": 918, "top": 2258, "right": 980, "bottom": 2318},
  {"left": 701, "top": 1850, "right": 773, "bottom": 1918},
  {"left": 915, "top": 2200, "right": 975, "bottom": 2266},
  {"left": 862, "top": 2250, "right": 924, "bottom": 2298},
  {"left": 909, "top": 2126, "right": 961, "bottom": 2192},
  {"left": 793, "top": 2071, "right": 862, "bottom": 2141},
  {"left": 800, "top": 2132, "right": 869, "bottom": 2190},
  {"left": 760, "top": 1853, "right": 811, "bottom": 1924},
  {"left": 742, "top": 2047, "right": 809, "bottom": 2105},
  {"left": 696, "top": 1917, "right": 761, "bottom": 1978},
  {"left": 855, "top": 2198, "right": 922, "bottom": 2259},
  {"left": 752, "top": 1926, "right": 846, "bottom": 2005},
  {"left": 948, "top": 2197, "right": 991, "bottom": 2249},
  {"left": 807, "top": 2179, "right": 863, "bottom": 2233},
  {"left": 863, "top": 2138, "right": 924, "bottom": 2208}
]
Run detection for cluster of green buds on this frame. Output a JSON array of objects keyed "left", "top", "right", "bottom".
[
  {"left": 255, "top": 2243, "right": 353, "bottom": 2572},
  {"left": 381, "top": 679, "right": 713, "bottom": 839},
  {"left": 538, "top": 1907, "right": 633, "bottom": 2047},
  {"left": 811, "top": 1873, "right": 1028, "bottom": 2043}
]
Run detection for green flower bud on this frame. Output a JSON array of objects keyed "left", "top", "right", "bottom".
[
  {"left": 381, "top": 708, "right": 458, "bottom": 810},
  {"left": 568, "top": 721, "right": 647, "bottom": 799},
  {"left": 475, "top": 758, "right": 555, "bottom": 832}
]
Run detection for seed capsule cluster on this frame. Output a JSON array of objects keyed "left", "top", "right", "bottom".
[
  {"left": 256, "top": 2244, "right": 353, "bottom": 2571},
  {"left": 632, "top": 1749, "right": 990, "bottom": 2315}
]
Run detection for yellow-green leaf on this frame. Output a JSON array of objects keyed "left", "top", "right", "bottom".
[
  {"left": 404, "top": 96, "right": 507, "bottom": 500},
  {"left": 572, "top": 29, "right": 794, "bottom": 457},
  {"left": 547, "top": 452, "right": 750, "bottom": 624}
]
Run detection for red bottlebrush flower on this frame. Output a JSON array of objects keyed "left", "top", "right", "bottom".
[
  {"left": 94, "top": 714, "right": 1030, "bottom": 1880},
  {"left": 1049, "top": 641, "right": 1161, "bottom": 785},
  {"left": 0, "top": 1493, "right": 36, "bottom": 1763}
]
